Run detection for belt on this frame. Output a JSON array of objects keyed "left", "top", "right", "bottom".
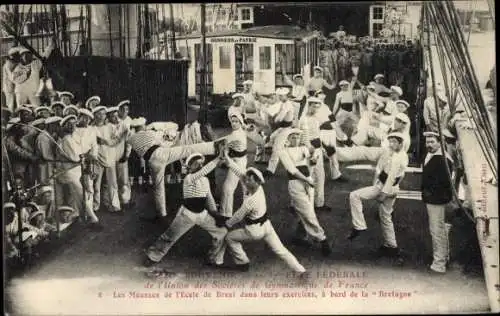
[
  {"left": 143, "top": 145, "right": 160, "bottom": 162},
  {"left": 378, "top": 170, "right": 401, "bottom": 186},
  {"left": 310, "top": 138, "right": 321, "bottom": 149},
  {"left": 277, "top": 121, "right": 293, "bottom": 128},
  {"left": 340, "top": 102, "right": 353, "bottom": 112},
  {"left": 288, "top": 165, "right": 310, "bottom": 180},
  {"left": 245, "top": 213, "right": 269, "bottom": 226},
  {"left": 228, "top": 149, "right": 247, "bottom": 158},
  {"left": 322, "top": 143, "right": 336, "bottom": 156},
  {"left": 183, "top": 197, "right": 207, "bottom": 213}
]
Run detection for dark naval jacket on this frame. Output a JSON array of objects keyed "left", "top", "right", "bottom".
[{"left": 421, "top": 150, "right": 454, "bottom": 205}]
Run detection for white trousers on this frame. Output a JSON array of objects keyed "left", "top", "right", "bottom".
[
  {"left": 149, "top": 142, "right": 215, "bottom": 217},
  {"left": 225, "top": 220, "right": 306, "bottom": 272},
  {"left": 94, "top": 164, "right": 121, "bottom": 212},
  {"left": 349, "top": 184, "right": 398, "bottom": 248},
  {"left": 81, "top": 174, "right": 99, "bottom": 222},
  {"left": 312, "top": 154, "right": 325, "bottom": 207},
  {"left": 3, "top": 90, "right": 16, "bottom": 112},
  {"left": 336, "top": 146, "right": 384, "bottom": 163},
  {"left": 267, "top": 127, "right": 292, "bottom": 173},
  {"left": 116, "top": 161, "right": 131, "bottom": 205},
  {"left": 220, "top": 156, "right": 247, "bottom": 217},
  {"left": 351, "top": 122, "right": 386, "bottom": 146},
  {"left": 289, "top": 179, "right": 327, "bottom": 242},
  {"left": 15, "top": 90, "right": 40, "bottom": 107},
  {"left": 426, "top": 203, "right": 449, "bottom": 273},
  {"left": 320, "top": 129, "right": 343, "bottom": 180},
  {"left": 146, "top": 206, "right": 227, "bottom": 264},
  {"left": 56, "top": 174, "right": 98, "bottom": 222}
]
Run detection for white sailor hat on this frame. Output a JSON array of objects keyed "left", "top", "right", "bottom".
[
  {"left": 85, "top": 96, "right": 101, "bottom": 107},
  {"left": 62, "top": 105, "right": 79, "bottom": 116},
  {"left": 37, "top": 186, "right": 53, "bottom": 196},
  {"left": 30, "top": 118, "right": 46, "bottom": 126},
  {"left": 394, "top": 113, "right": 410, "bottom": 125},
  {"left": 45, "top": 116, "right": 63, "bottom": 125},
  {"left": 92, "top": 105, "right": 107, "bottom": 114},
  {"left": 6, "top": 117, "right": 20, "bottom": 130},
  {"left": 285, "top": 128, "right": 303, "bottom": 139},
  {"left": 34, "top": 106, "right": 51, "bottom": 114},
  {"left": 243, "top": 80, "right": 253, "bottom": 85},
  {"left": 232, "top": 93, "right": 244, "bottom": 99},
  {"left": 313, "top": 66, "right": 323, "bottom": 72},
  {"left": 58, "top": 206, "right": 75, "bottom": 213},
  {"left": 78, "top": 108, "right": 94, "bottom": 120},
  {"left": 131, "top": 117, "right": 147, "bottom": 127},
  {"left": 374, "top": 73, "right": 384, "bottom": 80},
  {"left": 60, "top": 115, "right": 77, "bottom": 126},
  {"left": 386, "top": 132, "right": 406, "bottom": 143},
  {"left": 307, "top": 97, "right": 323, "bottom": 107},
  {"left": 292, "top": 74, "right": 303, "bottom": 80},
  {"left": 16, "top": 106, "right": 33, "bottom": 115},
  {"left": 50, "top": 101, "right": 65, "bottom": 109},
  {"left": 276, "top": 87, "right": 290, "bottom": 96},
  {"left": 443, "top": 129, "right": 455, "bottom": 139},
  {"left": 117, "top": 100, "right": 131, "bottom": 108},
  {"left": 395, "top": 100, "right": 410, "bottom": 108},
  {"left": 29, "top": 210, "right": 45, "bottom": 222},
  {"left": 18, "top": 47, "right": 30, "bottom": 54},
  {"left": 3, "top": 202, "right": 16, "bottom": 210},
  {"left": 106, "top": 106, "right": 119, "bottom": 114},
  {"left": 339, "top": 80, "right": 350, "bottom": 86},
  {"left": 8, "top": 46, "right": 19, "bottom": 56},
  {"left": 229, "top": 111, "right": 245, "bottom": 125},
  {"left": 390, "top": 86, "right": 403, "bottom": 96},
  {"left": 436, "top": 91, "right": 447, "bottom": 103},
  {"left": 58, "top": 91, "right": 74, "bottom": 99},
  {"left": 185, "top": 153, "right": 205, "bottom": 166},
  {"left": 246, "top": 167, "right": 265, "bottom": 184},
  {"left": 423, "top": 131, "right": 440, "bottom": 138},
  {"left": 26, "top": 202, "right": 41, "bottom": 214}
]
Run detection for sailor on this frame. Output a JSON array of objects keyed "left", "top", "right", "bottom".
[
  {"left": 85, "top": 96, "right": 101, "bottom": 111},
  {"left": 75, "top": 108, "right": 99, "bottom": 220},
  {"left": 36, "top": 116, "right": 61, "bottom": 185},
  {"left": 58, "top": 91, "right": 75, "bottom": 106},
  {"left": 34, "top": 106, "right": 52, "bottom": 119},
  {"left": 128, "top": 117, "right": 148, "bottom": 188},
  {"left": 263, "top": 87, "right": 295, "bottom": 177},
  {"left": 4, "top": 118, "right": 38, "bottom": 183},
  {"left": 16, "top": 106, "right": 34, "bottom": 124},
  {"left": 278, "top": 128, "right": 332, "bottom": 255},
  {"left": 62, "top": 105, "right": 79, "bottom": 117},
  {"left": 421, "top": 131, "right": 454, "bottom": 274},
  {"left": 218, "top": 151, "right": 307, "bottom": 275},
  {"left": 2, "top": 46, "right": 19, "bottom": 112},
  {"left": 228, "top": 93, "right": 246, "bottom": 119},
  {"left": 92, "top": 106, "right": 127, "bottom": 214},
  {"left": 127, "top": 126, "right": 222, "bottom": 221},
  {"left": 220, "top": 112, "right": 248, "bottom": 217},
  {"left": 423, "top": 90, "right": 451, "bottom": 133},
  {"left": 298, "top": 98, "right": 330, "bottom": 212},
  {"left": 241, "top": 80, "right": 257, "bottom": 112},
  {"left": 51, "top": 101, "right": 65, "bottom": 118},
  {"left": 372, "top": 74, "right": 393, "bottom": 95},
  {"left": 143, "top": 153, "right": 227, "bottom": 267},
  {"left": 375, "top": 86, "right": 403, "bottom": 117},
  {"left": 117, "top": 100, "right": 132, "bottom": 128},
  {"left": 12, "top": 45, "right": 53, "bottom": 108},
  {"left": 283, "top": 72, "right": 308, "bottom": 124},
  {"left": 56, "top": 115, "right": 103, "bottom": 231},
  {"left": 306, "top": 66, "right": 335, "bottom": 96},
  {"left": 347, "top": 132, "right": 409, "bottom": 259}
]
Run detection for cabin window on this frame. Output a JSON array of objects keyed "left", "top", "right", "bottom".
[
  {"left": 219, "top": 46, "right": 232, "bottom": 69},
  {"left": 235, "top": 44, "right": 254, "bottom": 90},
  {"left": 372, "top": 23, "right": 384, "bottom": 37},
  {"left": 275, "top": 44, "right": 295, "bottom": 87},
  {"left": 241, "top": 8, "right": 251, "bottom": 21},
  {"left": 259, "top": 46, "right": 271, "bottom": 70}
]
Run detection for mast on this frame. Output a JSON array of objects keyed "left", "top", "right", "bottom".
[
  {"left": 169, "top": 3, "right": 177, "bottom": 57},
  {"left": 200, "top": 3, "right": 207, "bottom": 120}
]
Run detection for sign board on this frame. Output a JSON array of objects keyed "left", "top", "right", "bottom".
[{"left": 210, "top": 37, "right": 257, "bottom": 43}]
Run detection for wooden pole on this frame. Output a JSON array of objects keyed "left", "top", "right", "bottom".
[
  {"left": 200, "top": 3, "right": 207, "bottom": 118},
  {"left": 86, "top": 4, "right": 92, "bottom": 55}
]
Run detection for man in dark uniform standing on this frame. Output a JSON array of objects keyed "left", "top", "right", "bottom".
[{"left": 421, "top": 131, "right": 454, "bottom": 274}]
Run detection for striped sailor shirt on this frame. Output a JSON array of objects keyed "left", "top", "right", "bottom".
[
  {"left": 183, "top": 159, "right": 218, "bottom": 212},
  {"left": 299, "top": 115, "right": 321, "bottom": 145},
  {"left": 127, "top": 130, "right": 165, "bottom": 157},
  {"left": 225, "top": 158, "right": 267, "bottom": 228}
]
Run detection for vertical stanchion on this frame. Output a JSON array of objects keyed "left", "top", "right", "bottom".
[{"left": 200, "top": 3, "right": 207, "bottom": 121}]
